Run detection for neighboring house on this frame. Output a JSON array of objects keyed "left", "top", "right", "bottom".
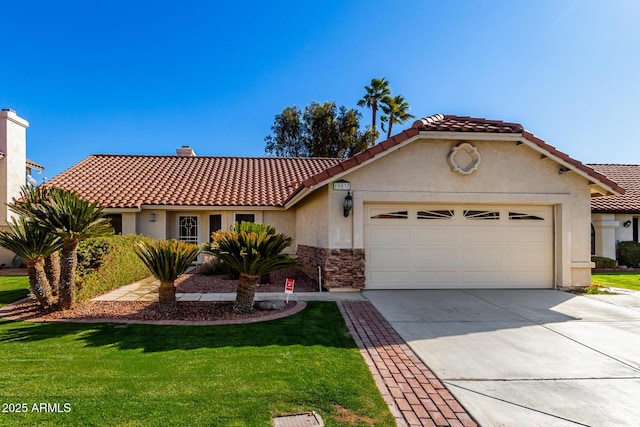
[
  {"left": 0, "top": 109, "right": 45, "bottom": 266},
  {"left": 589, "top": 164, "right": 640, "bottom": 263},
  {"left": 46, "top": 114, "right": 623, "bottom": 290}
]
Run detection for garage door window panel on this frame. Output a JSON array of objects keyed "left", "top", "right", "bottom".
[
  {"left": 464, "top": 210, "right": 500, "bottom": 220},
  {"left": 370, "top": 210, "right": 408, "bottom": 219},
  {"left": 417, "top": 210, "right": 454, "bottom": 220},
  {"left": 509, "top": 212, "right": 545, "bottom": 221}
]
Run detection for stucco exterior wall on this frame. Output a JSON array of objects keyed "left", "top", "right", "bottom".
[
  {"left": 116, "top": 208, "right": 295, "bottom": 256},
  {"left": 592, "top": 213, "right": 639, "bottom": 263},
  {"left": 0, "top": 110, "right": 29, "bottom": 266},
  {"left": 614, "top": 214, "right": 635, "bottom": 242},
  {"left": 0, "top": 110, "right": 28, "bottom": 228},
  {"left": 294, "top": 188, "right": 329, "bottom": 249},
  {"left": 263, "top": 210, "right": 296, "bottom": 255},
  {"left": 592, "top": 213, "right": 619, "bottom": 260},
  {"left": 321, "top": 136, "right": 595, "bottom": 288}
]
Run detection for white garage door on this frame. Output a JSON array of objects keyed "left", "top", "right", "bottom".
[{"left": 364, "top": 204, "right": 554, "bottom": 289}]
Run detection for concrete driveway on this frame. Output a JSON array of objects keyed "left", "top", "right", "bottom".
[{"left": 364, "top": 289, "right": 640, "bottom": 427}]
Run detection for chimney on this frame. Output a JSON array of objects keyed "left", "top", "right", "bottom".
[
  {"left": 0, "top": 109, "right": 28, "bottom": 226},
  {"left": 176, "top": 145, "right": 196, "bottom": 156}
]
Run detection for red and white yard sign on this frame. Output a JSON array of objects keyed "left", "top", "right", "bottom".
[
  {"left": 284, "top": 278, "right": 295, "bottom": 293},
  {"left": 284, "top": 278, "right": 295, "bottom": 302}
]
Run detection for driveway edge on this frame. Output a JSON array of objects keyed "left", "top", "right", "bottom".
[{"left": 339, "top": 301, "right": 477, "bottom": 427}]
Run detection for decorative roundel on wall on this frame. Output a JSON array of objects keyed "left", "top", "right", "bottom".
[{"left": 448, "top": 142, "right": 481, "bottom": 175}]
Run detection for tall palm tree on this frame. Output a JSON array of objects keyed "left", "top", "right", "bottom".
[
  {"left": 8, "top": 186, "right": 61, "bottom": 296},
  {"left": 357, "top": 78, "right": 391, "bottom": 140},
  {"left": 380, "top": 94, "right": 415, "bottom": 139},
  {"left": 205, "top": 225, "right": 302, "bottom": 314},
  {"left": 0, "top": 217, "right": 62, "bottom": 308},
  {"left": 29, "top": 188, "right": 114, "bottom": 310},
  {"left": 134, "top": 239, "right": 200, "bottom": 312}
]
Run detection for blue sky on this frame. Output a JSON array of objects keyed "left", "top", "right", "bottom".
[{"left": 2, "top": 0, "right": 639, "bottom": 181}]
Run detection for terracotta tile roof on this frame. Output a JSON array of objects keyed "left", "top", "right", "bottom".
[
  {"left": 299, "top": 114, "right": 624, "bottom": 196},
  {"left": 45, "top": 155, "right": 341, "bottom": 209},
  {"left": 27, "top": 158, "right": 44, "bottom": 171},
  {"left": 412, "top": 114, "right": 523, "bottom": 133},
  {"left": 589, "top": 164, "right": 640, "bottom": 212}
]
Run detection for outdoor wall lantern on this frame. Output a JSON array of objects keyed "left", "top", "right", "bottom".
[
  {"left": 623, "top": 220, "right": 632, "bottom": 228},
  {"left": 343, "top": 191, "right": 353, "bottom": 217},
  {"left": 150, "top": 213, "right": 157, "bottom": 222}
]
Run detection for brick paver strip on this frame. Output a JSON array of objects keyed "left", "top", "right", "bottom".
[{"left": 339, "top": 301, "right": 478, "bottom": 427}]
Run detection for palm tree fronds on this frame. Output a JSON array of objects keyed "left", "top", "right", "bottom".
[{"left": 134, "top": 239, "right": 200, "bottom": 283}]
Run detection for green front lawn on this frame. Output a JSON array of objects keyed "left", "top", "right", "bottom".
[
  {"left": 0, "top": 275, "right": 29, "bottom": 307},
  {"left": 592, "top": 273, "right": 640, "bottom": 291},
  {"left": 0, "top": 300, "right": 394, "bottom": 426}
]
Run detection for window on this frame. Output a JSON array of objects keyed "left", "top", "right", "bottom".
[
  {"left": 106, "top": 214, "right": 122, "bottom": 235},
  {"left": 634, "top": 218, "right": 639, "bottom": 243},
  {"left": 234, "top": 213, "right": 255, "bottom": 224},
  {"left": 509, "top": 212, "right": 545, "bottom": 221},
  {"left": 463, "top": 210, "right": 499, "bottom": 220},
  {"left": 417, "top": 210, "right": 454, "bottom": 220},
  {"left": 370, "top": 211, "right": 408, "bottom": 219},
  {"left": 209, "top": 214, "right": 222, "bottom": 243},
  {"left": 179, "top": 216, "right": 199, "bottom": 244},
  {"left": 591, "top": 224, "right": 596, "bottom": 256}
]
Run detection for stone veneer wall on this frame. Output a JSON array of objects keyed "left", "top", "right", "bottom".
[{"left": 296, "top": 244, "right": 366, "bottom": 290}]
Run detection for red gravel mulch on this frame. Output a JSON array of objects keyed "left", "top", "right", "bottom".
[
  {"left": 3, "top": 299, "right": 299, "bottom": 324},
  {"left": 0, "top": 268, "right": 27, "bottom": 276},
  {"left": 0, "top": 268, "right": 315, "bottom": 324},
  {"left": 175, "top": 267, "right": 319, "bottom": 293}
]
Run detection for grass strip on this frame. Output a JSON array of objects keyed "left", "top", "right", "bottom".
[
  {"left": 0, "top": 275, "right": 29, "bottom": 307},
  {"left": 0, "top": 301, "right": 394, "bottom": 426},
  {"left": 591, "top": 273, "right": 640, "bottom": 291}
]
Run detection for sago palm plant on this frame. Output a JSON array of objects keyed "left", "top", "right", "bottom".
[
  {"left": 205, "top": 224, "right": 302, "bottom": 314},
  {"left": 29, "top": 187, "right": 114, "bottom": 310},
  {"left": 8, "top": 185, "right": 61, "bottom": 296},
  {"left": 0, "top": 217, "right": 63, "bottom": 308},
  {"left": 134, "top": 239, "right": 200, "bottom": 311}
]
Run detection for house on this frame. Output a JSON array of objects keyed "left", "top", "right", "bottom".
[
  {"left": 0, "top": 109, "right": 44, "bottom": 266},
  {"left": 45, "top": 114, "right": 623, "bottom": 290},
  {"left": 589, "top": 164, "right": 640, "bottom": 262}
]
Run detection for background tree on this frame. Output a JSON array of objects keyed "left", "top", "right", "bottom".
[
  {"left": 204, "top": 222, "right": 302, "bottom": 314},
  {"left": 264, "top": 105, "right": 304, "bottom": 157},
  {"left": 357, "top": 77, "right": 391, "bottom": 140},
  {"left": 0, "top": 217, "right": 62, "bottom": 308},
  {"left": 134, "top": 239, "right": 200, "bottom": 312},
  {"left": 30, "top": 188, "right": 114, "bottom": 310},
  {"left": 380, "top": 94, "right": 415, "bottom": 139},
  {"left": 265, "top": 102, "right": 375, "bottom": 158}
]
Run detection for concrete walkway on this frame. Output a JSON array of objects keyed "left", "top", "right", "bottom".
[{"left": 92, "top": 276, "right": 368, "bottom": 302}]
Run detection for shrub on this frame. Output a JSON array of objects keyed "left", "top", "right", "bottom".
[
  {"left": 229, "top": 221, "right": 276, "bottom": 234},
  {"left": 76, "top": 234, "right": 153, "bottom": 302},
  {"left": 617, "top": 241, "right": 640, "bottom": 268},
  {"left": 76, "top": 237, "right": 114, "bottom": 278},
  {"left": 591, "top": 256, "right": 617, "bottom": 269},
  {"left": 197, "top": 255, "right": 237, "bottom": 277}
]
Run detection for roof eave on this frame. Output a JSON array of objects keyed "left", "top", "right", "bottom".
[
  {"left": 27, "top": 159, "right": 44, "bottom": 171},
  {"left": 285, "top": 129, "right": 422, "bottom": 207},
  {"left": 518, "top": 132, "right": 624, "bottom": 197}
]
